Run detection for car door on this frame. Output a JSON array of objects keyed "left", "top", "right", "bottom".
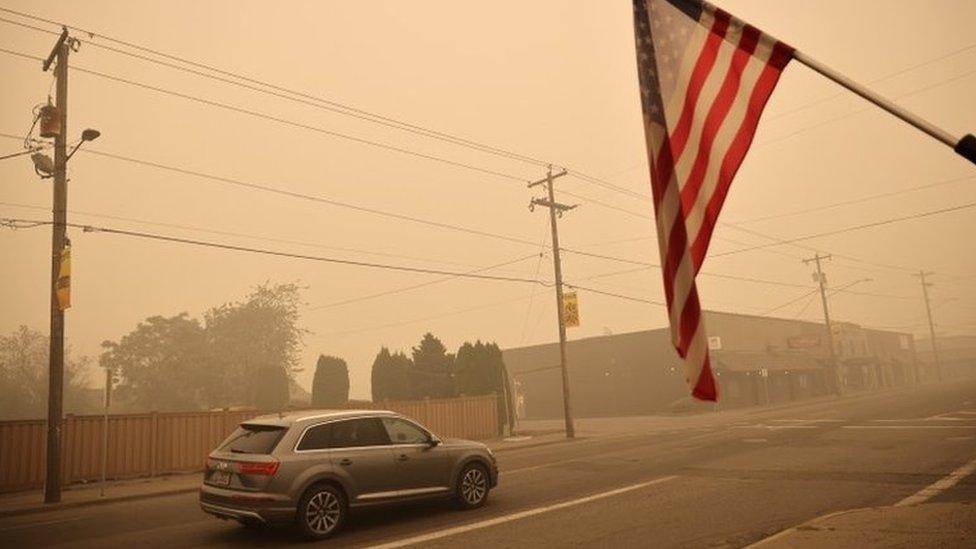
[
  {"left": 322, "top": 418, "right": 398, "bottom": 502},
  {"left": 381, "top": 417, "right": 453, "bottom": 497}
]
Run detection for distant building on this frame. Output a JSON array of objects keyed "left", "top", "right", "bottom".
[
  {"left": 915, "top": 335, "right": 976, "bottom": 380},
  {"left": 502, "top": 310, "right": 919, "bottom": 419}
]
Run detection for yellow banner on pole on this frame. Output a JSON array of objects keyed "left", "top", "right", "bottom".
[
  {"left": 562, "top": 291, "right": 579, "bottom": 328},
  {"left": 56, "top": 244, "right": 71, "bottom": 310}
]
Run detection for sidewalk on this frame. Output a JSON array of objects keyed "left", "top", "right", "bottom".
[
  {"left": 750, "top": 503, "right": 976, "bottom": 548},
  {"left": 0, "top": 472, "right": 202, "bottom": 518},
  {"left": 0, "top": 431, "right": 573, "bottom": 518}
]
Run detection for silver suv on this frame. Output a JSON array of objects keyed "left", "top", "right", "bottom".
[{"left": 199, "top": 409, "right": 498, "bottom": 539}]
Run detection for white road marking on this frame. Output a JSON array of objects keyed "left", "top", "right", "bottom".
[
  {"left": 924, "top": 415, "right": 970, "bottom": 422},
  {"left": 731, "top": 424, "right": 818, "bottom": 430},
  {"left": 843, "top": 425, "right": 976, "bottom": 430},
  {"left": 770, "top": 419, "right": 843, "bottom": 423},
  {"left": 896, "top": 455, "right": 976, "bottom": 506},
  {"left": 947, "top": 436, "right": 975, "bottom": 442},
  {"left": 366, "top": 476, "right": 679, "bottom": 548},
  {"left": 742, "top": 438, "right": 768, "bottom": 443},
  {"left": 955, "top": 410, "right": 976, "bottom": 416},
  {"left": 0, "top": 516, "right": 83, "bottom": 532}
]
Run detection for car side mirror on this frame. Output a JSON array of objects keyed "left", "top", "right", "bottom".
[{"left": 427, "top": 436, "right": 441, "bottom": 448}]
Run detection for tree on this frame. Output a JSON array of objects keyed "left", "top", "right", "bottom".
[
  {"left": 370, "top": 347, "right": 410, "bottom": 402},
  {"left": 205, "top": 282, "right": 305, "bottom": 409},
  {"left": 0, "top": 326, "right": 96, "bottom": 420},
  {"left": 455, "top": 340, "right": 514, "bottom": 433},
  {"left": 100, "top": 314, "right": 211, "bottom": 412},
  {"left": 410, "top": 333, "right": 456, "bottom": 399},
  {"left": 311, "top": 355, "right": 349, "bottom": 407},
  {"left": 250, "top": 360, "right": 290, "bottom": 411}
]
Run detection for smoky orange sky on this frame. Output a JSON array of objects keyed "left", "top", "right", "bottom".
[{"left": 1, "top": 0, "right": 974, "bottom": 399}]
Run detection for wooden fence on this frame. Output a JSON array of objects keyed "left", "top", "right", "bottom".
[{"left": 0, "top": 394, "right": 498, "bottom": 493}]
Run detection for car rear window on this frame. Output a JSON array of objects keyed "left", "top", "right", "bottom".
[{"left": 219, "top": 424, "right": 286, "bottom": 454}]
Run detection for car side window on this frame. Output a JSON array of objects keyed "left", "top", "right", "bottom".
[
  {"left": 296, "top": 423, "right": 334, "bottom": 451},
  {"left": 330, "top": 418, "right": 390, "bottom": 448},
  {"left": 381, "top": 418, "right": 429, "bottom": 445}
]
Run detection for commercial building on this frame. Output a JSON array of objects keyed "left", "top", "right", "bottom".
[{"left": 502, "top": 310, "right": 919, "bottom": 419}]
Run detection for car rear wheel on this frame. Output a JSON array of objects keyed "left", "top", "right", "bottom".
[
  {"left": 297, "top": 484, "right": 346, "bottom": 539},
  {"left": 455, "top": 463, "right": 489, "bottom": 509}
]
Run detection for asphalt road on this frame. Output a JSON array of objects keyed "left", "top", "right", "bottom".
[{"left": 2, "top": 381, "right": 974, "bottom": 548}]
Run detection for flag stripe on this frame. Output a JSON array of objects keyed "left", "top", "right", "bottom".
[
  {"left": 633, "top": 0, "right": 793, "bottom": 401},
  {"left": 690, "top": 43, "right": 792, "bottom": 265},
  {"left": 655, "top": 11, "right": 730, "bottom": 194},
  {"left": 679, "top": 26, "right": 760, "bottom": 231}
]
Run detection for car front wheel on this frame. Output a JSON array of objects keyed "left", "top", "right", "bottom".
[
  {"left": 455, "top": 463, "right": 490, "bottom": 509},
  {"left": 297, "top": 484, "right": 346, "bottom": 539}
]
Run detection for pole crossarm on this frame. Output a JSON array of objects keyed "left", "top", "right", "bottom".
[
  {"left": 530, "top": 197, "right": 577, "bottom": 212},
  {"left": 528, "top": 169, "right": 567, "bottom": 188}
]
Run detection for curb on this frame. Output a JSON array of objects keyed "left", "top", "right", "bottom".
[
  {"left": 744, "top": 506, "right": 872, "bottom": 548},
  {"left": 492, "top": 435, "right": 581, "bottom": 454},
  {"left": 0, "top": 485, "right": 199, "bottom": 519}
]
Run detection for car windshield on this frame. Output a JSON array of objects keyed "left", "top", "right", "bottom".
[{"left": 219, "top": 424, "right": 286, "bottom": 454}]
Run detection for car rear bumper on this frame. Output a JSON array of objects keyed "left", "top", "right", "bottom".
[{"left": 199, "top": 484, "right": 295, "bottom": 523}]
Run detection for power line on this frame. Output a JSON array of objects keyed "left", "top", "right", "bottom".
[
  {"left": 763, "top": 40, "right": 976, "bottom": 123},
  {"left": 0, "top": 132, "right": 540, "bottom": 248},
  {"left": 0, "top": 215, "right": 665, "bottom": 309},
  {"left": 0, "top": 47, "right": 531, "bottom": 184},
  {"left": 559, "top": 248, "right": 814, "bottom": 289},
  {"left": 304, "top": 253, "right": 542, "bottom": 312},
  {"left": 0, "top": 10, "right": 553, "bottom": 168},
  {"left": 0, "top": 216, "right": 552, "bottom": 285},
  {"left": 761, "top": 289, "right": 820, "bottom": 315},
  {"left": 0, "top": 200, "right": 513, "bottom": 269},
  {"left": 711, "top": 202, "right": 976, "bottom": 257},
  {"left": 0, "top": 12, "right": 657, "bottom": 203},
  {"left": 562, "top": 284, "right": 663, "bottom": 306},
  {"left": 730, "top": 174, "right": 976, "bottom": 225}
]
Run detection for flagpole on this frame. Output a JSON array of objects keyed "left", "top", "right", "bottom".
[
  {"left": 697, "top": 0, "right": 976, "bottom": 165},
  {"left": 790, "top": 50, "right": 976, "bottom": 166}
]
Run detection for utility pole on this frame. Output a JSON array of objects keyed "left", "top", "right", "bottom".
[
  {"left": 528, "top": 166, "right": 576, "bottom": 438},
  {"left": 915, "top": 271, "right": 943, "bottom": 381},
  {"left": 803, "top": 253, "right": 843, "bottom": 396},
  {"left": 43, "top": 27, "right": 70, "bottom": 504}
]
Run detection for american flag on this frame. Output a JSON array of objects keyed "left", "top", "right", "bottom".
[{"left": 633, "top": 0, "right": 793, "bottom": 401}]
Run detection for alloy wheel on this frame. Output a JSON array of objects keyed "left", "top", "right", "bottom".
[
  {"left": 461, "top": 467, "right": 487, "bottom": 505},
  {"left": 305, "top": 490, "right": 341, "bottom": 535}
]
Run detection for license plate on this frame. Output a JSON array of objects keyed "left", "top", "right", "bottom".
[{"left": 211, "top": 470, "right": 231, "bottom": 486}]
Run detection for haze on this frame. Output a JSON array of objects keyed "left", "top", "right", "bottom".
[{"left": 2, "top": 0, "right": 974, "bottom": 401}]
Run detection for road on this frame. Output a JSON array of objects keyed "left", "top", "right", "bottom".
[{"left": 2, "top": 381, "right": 974, "bottom": 547}]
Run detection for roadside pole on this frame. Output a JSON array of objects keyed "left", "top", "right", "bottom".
[
  {"left": 804, "top": 253, "right": 843, "bottom": 396},
  {"left": 43, "top": 27, "right": 70, "bottom": 505},
  {"left": 100, "top": 367, "right": 112, "bottom": 497},
  {"left": 528, "top": 166, "right": 576, "bottom": 439},
  {"left": 915, "top": 271, "right": 943, "bottom": 381}
]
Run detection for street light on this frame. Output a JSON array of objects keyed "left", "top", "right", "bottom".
[
  {"left": 65, "top": 128, "right": 100, "bottom": 162},
  {"left": 31, "top": 128, "right": 99, "bottom": 178},
  {"left": 829, "top": 277, "right": 873, "bottom": 297}
]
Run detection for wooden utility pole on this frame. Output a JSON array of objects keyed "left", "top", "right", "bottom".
[
  {"left": 915, "top": 271, "right": 943, "bottom": 381},
  {"left": 43, "top": 27, "right": 70, "bottom": 504},
  {"left": 528, "top": 166, "right": 576, "bottom": 438},
  {"left": 803, "top": 253, "right": 843, "bottom": 396}
]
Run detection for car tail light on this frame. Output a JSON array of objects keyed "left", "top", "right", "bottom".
[{"left": 238, "top": 460, "right": 279, "bottom": 476}]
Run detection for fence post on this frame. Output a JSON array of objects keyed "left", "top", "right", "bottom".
[
  {"left": 62, "top": 414, "right": 72, "bottom": 485},
  {"left": 149, "top": 412, "right": 158, "bottom": 478}
]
